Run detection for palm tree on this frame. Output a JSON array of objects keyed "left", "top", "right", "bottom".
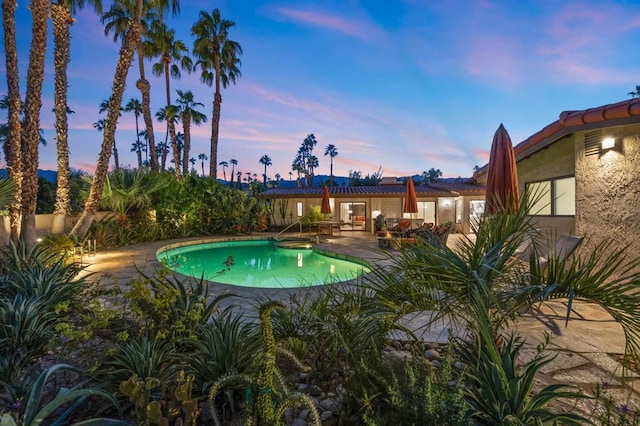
[
  {"left": 50, "top": 0, "right": 103, "bottom": 236},
  {"left": 2, "top": 0, "right": 23, "bottom": 243},
  {"left": 307, "top": 155, "right": 318, "bottom": 188},
  {"left": 259, "top": 154, "right": 272, "bottom": 189},
  {"left": 98, "top": 98, "right": 122, "bottom": 169},
  {"left": 324, "top": 144, "right": 338, "bottom": 185},
  {"left": 303, "top": 134, "right": 317, "bottom": 187},
  {"left": 175, "top": 89, "right": 206, "bottom": 176},
  {"left": 101, "top": 0, "right": 179, "bottom": 172},
  {"left": 236, "top": 170, "right": 241, "bottom": 189},
  {"left": 288, "top": 171, "right": 293, "bottom": 181},
  {"left": 155, "top": 104, "right": 181, "bottom": 179},
  {"left": 124, "top": 98, "right": 143, "bottom": 168},
  {"left": 198, "top": 153, "right": 207, "bottom": 176},
  {"left": 229, "top": 158, "right": 237, "bottom": 186},
  {"left": 20, "top": 0, "right": 49, "bottom": 247},
  {"left": 628, "top": 85, "right": 640, "bottom": 98},
  {"left": 219, "top": 160, "right": 228, "bottom": 182},
  {"left": 291, "top": 154, "right": 304, "bottom": 188},
  {"left": 145, "top": 20, "right": 191, "bottom": 175},
  {"left": 71, "top": 0, "right": 144, "bottom": 239},
  {"left": 191, "top": 8, "right": 242, "bottom": 179}
]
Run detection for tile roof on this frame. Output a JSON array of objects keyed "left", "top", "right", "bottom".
[
  {"left": 473, "top": 97, "right": 640, "bottom": 179},
  {"left": 258, "top": 182, "right": 484, "bottom": 198}
]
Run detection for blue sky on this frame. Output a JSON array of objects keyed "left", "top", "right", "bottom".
[{"left": 3, "top": 0, "right": 640, "bottom": 180}]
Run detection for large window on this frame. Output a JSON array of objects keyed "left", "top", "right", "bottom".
[
  {"left": 526, "top": 176, "right": 575, "bottom": 216},
  {"left": 404, "top": 201, "right": 436, "bottom": 224}
]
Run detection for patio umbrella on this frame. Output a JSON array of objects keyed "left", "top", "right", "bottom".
[
  {"left": 403, "top": 177, "right": 418, "bottom": 224},
  {"left": 321, "top": 185, "right": 331, "bottom": 216},
  {"left": 485, "top": 123, "right": 519, "bottom": 215}
]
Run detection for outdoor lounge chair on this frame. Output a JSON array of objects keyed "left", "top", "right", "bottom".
[
  {"left": 387, "top": 219, "right": 412, "bottom": 237},
  {"left": 415, "top": 224, "right": 451, "bottom": 246},
  {"left": 538, "top": 233, "right": 583, "bottom": 270},
  {"left": 515, "top": 233, "right": 583, "bottom": 272}
]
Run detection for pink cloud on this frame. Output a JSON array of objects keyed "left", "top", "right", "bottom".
[
  {"left": 275, "top": 8, "right": 386, "bottom": 43},
  {"left": 463, "top": 36, "right": 524, "bottom": 84}
]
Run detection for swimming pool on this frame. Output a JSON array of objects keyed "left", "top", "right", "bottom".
[{"left": 157, "top": 239, "right": 370, "bottom": 288}]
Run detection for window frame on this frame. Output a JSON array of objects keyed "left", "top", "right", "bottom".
[{"left": 525, "top": 175, "right": 575, "bottom": 217}]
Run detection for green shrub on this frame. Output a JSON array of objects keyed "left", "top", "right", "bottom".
[
  {"left": 122, "top": 271, "right": 234, "bottom": 341},
  {"left": 361, "top": 345, "right": 467, "bottom": 425}
]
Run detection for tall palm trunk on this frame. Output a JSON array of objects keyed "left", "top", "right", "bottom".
[
  {"left": 71, "top": 0, "right": 142, "bottom": 239},
  {"left": 50, "top": 3, "right": 72, "bottom": 235},
  {"left": 134, "top": 113, "right": 142, "bottom": 167},
  {"left": 209, "top": 44, "right": 222, "bottom": 178},
  {"left": 168, "top": 120, "right": 181, "bottom": 179},
  {"left": 2, "top": 0, "right": 23, "bottom": 243},
  {"left": 137, "top": 40, "right": 158, "bottom": 171},
  {"left": 210, "top": 92, "right": 221, "bottom": 179},
  {"left": 21, "top": 0, "right": 49, "bottom": 248},
  {"left": 112, "top": 140, "right": 120, "bottom": 169},
  {"left": 182, "top": 112, "right": 191, "bottom": 177}
]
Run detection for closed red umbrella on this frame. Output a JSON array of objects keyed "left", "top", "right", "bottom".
[
  {"left": 321, "top": 185, "right": 331, "bottom": 215},
  {"left": 485, "top": 123, "right": 519, "bottom": 215},
  {"left": 403, "top": 176, "right": 418, "bottom": 215}
]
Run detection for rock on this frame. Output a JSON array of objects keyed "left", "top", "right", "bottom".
[
  {"left": 424, "top": 349, "right": 442, "bottom": 361},
  {"left": 320, "top": 410, "right": 333, "bottom": 421},
  {"left": 431, "top": 359, "right": 441, "bottom": 368},
  {"left": 320, "top": 397, "right": 340, "bottom": 413},
  {"left": 454, "top": 361, "right": 465, "bottom": 370},
  {"left": 297, "top": 383, "right": 309, "bottom": 392},
  {"left": 309, "top": 386, "right": 322, "bottom": 397},
  {"left": 383, "top": 349, "right": 413, "bottom": 364},
  {"left": 291, "top": 419, "right": 307, "bottom": 426},
  {"left": 284, "top": 407, "right": 295, "bottom": 423},
  {"left": 298, "top": 409, "right": 310, "bottom": 420}
]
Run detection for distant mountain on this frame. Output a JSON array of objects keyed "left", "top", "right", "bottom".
[{"left": 0, "top": 169, "right": 57, "bottom": 183}]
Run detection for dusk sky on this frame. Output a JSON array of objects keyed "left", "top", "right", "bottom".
[{"left": 3, "top": 0, "right": 640, "bottom": 181}]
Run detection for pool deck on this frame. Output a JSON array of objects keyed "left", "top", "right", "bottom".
[{"left": 79, "top": 231, "right": 639, "bottom": 409}]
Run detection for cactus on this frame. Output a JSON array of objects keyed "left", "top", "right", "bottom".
[
  {"left": 119, "top": 371, "right": 198, "bottom": 425},
  {"left": 208, "top": 301, "right": 321, "bottom": 426}
]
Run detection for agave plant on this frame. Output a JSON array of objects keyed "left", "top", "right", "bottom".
[
  {"left": 0, "top": 242, "right": 85, "bottom": 306},
  {"left": 0, "top": 295, "right": 55, "bottom": 384},
  {"left": 3, "top": 363, "right": 126, "bottom": 426},
  {"left": 99, "top": 335, "right": 179, "bottom": 394},
  {"left": 185, "top": 309, "right": 261, "bottom": 393}
]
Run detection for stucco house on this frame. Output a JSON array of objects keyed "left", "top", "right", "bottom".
[
  {"left": 259, "top": 178, "right": 485, "bottom": 234},
  {"left": 474, "top": 97, "right": 640, "bottom": 257}
]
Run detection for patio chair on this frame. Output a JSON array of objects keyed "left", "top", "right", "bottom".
[
  {"left": 415, "top": 224, "right": 451, "bottom": 246},
  {"left": 538, "top": 233, "right": 583, "bottom": 270},
  {"left": 408, "top": 222, "right": 433, "bottom": 237},
  {"left": 387, "top": 219, "right": 412, "bottom": 237}
]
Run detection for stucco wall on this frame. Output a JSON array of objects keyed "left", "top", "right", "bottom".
[
  {"left": 517, "top": 135, "right": 576, "bottom": 235},
  {"left": 0, "top": 212, "right": 113, "bottom": 244},
  {"left": 574, "top": 125, "right": 640, "bottom": 259}
]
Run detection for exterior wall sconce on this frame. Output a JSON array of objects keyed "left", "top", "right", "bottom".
[
  {"left": 601, "top": 137, "right": 615, "bottom": 150},
  {"left": 601, "top": 136, "right": 621, "bottom": 153}
]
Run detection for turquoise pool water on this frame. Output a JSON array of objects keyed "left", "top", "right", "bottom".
[{"left": 157, "top": 240, "right": 370, "bottom": 288}]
